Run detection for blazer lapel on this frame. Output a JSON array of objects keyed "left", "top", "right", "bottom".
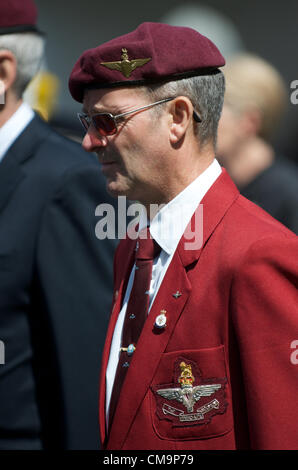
[
  {"left": 178, "top": 168, "right": 240, "bottom": 267},
  {"left": 0, "top": 153, "right": 25, "bottom": 213},
  {"left": 106, "top": 169, "right": 240, "bottom": 449},
  {"left": 0, "top": 113, "right": 50, "bottom": 214},
  {"left": 106, "top": 246, "right": 192, "bottom": 449}
]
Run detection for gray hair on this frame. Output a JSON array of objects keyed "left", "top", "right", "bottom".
[
  {"left": 143, "top": 71, "right": 225, "bottom": 148},
  {"left": 0, "top": 32, "right": 45, "bottom": 98}
]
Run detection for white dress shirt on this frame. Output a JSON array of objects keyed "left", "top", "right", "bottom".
[
  {"left": 105, "top": 158, "right": 222, "bottom": 423},
  {"left": 0, "top": 102, "right": 34, "bottom": 163}
]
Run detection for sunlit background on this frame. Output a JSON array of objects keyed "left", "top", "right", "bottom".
[{"left": 33, "top": 0, "right": 298, "bottom": 162}]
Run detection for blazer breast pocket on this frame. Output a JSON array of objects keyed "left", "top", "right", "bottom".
[{"left": 150, "top": 345, "right": 233, "bottom": 441}]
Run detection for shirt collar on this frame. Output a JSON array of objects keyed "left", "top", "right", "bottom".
[
  {"left": 139, "top": 158, "right": 222, "bottom": 255},
  {"left": 0, "top": 102, "right": 34, "bottom": 163}
]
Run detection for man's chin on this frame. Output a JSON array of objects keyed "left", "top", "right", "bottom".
[{"left": 106, "top": 181, "right": 129, "bottom": 199}]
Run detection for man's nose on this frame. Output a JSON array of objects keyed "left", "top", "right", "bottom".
[{"left": 82, "top": 127, "right": 108, "bottom": 152}]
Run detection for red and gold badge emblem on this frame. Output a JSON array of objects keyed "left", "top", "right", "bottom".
[{"left": 152, "top": 357, "right": 228, "bottom": 427}]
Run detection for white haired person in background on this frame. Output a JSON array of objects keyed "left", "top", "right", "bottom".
[{"left": 0, "top": 0, "right": 116, "bottom": 450}]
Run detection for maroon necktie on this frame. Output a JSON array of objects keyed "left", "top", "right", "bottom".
[{"left": 108, "top": 227, "right": 161, "bottom": 427}]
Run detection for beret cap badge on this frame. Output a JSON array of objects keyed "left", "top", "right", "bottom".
[
  {"left": 69, "top": 23, "right": 225, "bottom": 102},
  {"left": 100, "top": 48, "right": 151, "bottom": 78}
]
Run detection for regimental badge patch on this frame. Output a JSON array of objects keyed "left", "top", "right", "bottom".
[{"left": 152, "top": 357, "right": 228, "bottom": 427}]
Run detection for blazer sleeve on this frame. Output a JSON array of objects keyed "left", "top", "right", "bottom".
[
  {"left": 33, "top": 161, "right": 117, "bottom": 449},
  {"left": 231, "top": 234, "right": 298, "bottom": 449}
]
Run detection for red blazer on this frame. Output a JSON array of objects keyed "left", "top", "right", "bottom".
[{"left": 99, "top": 169, "right": 298, "bottom": 450}]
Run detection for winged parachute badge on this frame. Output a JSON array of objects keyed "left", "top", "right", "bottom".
[
  {"left": 152, "top": 358, "right": 228, "bottom": 426},
  {"left": 157, "top": 362, "right": 221, "bottom": 413},
  {"left": 100, "top": 48, "right": 151, "bottom": 78}
]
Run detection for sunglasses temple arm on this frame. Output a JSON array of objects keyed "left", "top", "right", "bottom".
[{"left": 114, "top": 97, "right": 174, "bottom": 120}]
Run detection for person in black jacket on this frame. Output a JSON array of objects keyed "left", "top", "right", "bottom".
[
  {"left": 217, "top": 53, "right": 298, "bottom": 234},
  {"left": 0, "top": 0, "right": 117, "bottom": 449}
]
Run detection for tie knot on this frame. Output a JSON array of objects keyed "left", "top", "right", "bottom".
[{"left": 136, "top": 227, "right": 161, "bottom": 260}]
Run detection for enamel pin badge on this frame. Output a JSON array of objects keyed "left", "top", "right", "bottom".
[
  {"left": 154, "top": 310, "right": 167, "bottom": 329},
  {"left": 152, "top": 358, "right": 228, "bottom": 426}
]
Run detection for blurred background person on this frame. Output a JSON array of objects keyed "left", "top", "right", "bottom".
[
  {"left": 161, "top": 2, "right": 245, "bottom": 60},
  {"left": 217, "top": 54, "right": 298, "bottom": 233},
  {"left": 24, "top": 66, "right": 60, "bottom": 122},
  {"left": 0, "top": 0, "right": 117, "bottom": 449}
]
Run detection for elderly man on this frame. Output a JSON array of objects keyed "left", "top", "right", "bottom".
[
  {"left": 69, "top": 23, "right": 298, "bottom": 450},
  {"left": 0, "top": 0, "right": 116, "bottom": 449}
]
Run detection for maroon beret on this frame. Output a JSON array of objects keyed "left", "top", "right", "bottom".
[
  {"left": 0, "top": 0, "right": 41, "bottom": 35},
  {"left": 69, "top": 22, "right": 225, "bottom": 103}
]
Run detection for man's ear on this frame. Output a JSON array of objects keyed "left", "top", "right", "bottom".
[
  {"left": 0, "top": 50, "right": 17, "bottom": 93},
  {"left": 168, "top": 96, "right": 194, "bottom": 144}
]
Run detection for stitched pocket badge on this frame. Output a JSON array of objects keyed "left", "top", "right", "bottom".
[{"left": 152, "top": 357, "right": 228, "bottom": 427}]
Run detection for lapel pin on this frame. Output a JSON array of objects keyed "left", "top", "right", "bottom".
[
  {"left": 154, "top": 310, "right": 167, "bottom": 329},
  {"left": 120, "top": 344, "right": 136, "bottom": 356},
  {"left": 172, "top": 291, "right": 182, "bottom": 299},
  {"left": 127, "top": 344, "right": 136, "bottom": 356}
]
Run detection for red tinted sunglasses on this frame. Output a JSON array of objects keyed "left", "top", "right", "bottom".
[
  {"left": 78, "top": 97, "right": 174, "bottom": 137},
  {"left": 78, "top": 97, "right": 201, "bottom": 137}
]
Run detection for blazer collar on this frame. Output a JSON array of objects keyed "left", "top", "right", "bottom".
[
  {"left": 3, "top": 113, "right": 51, "bottom": 165},
  {"left": 178, "top": 168, "right": 239, "bottom": 267},
  {"left": 0, "top": 114, "right": 50, "bottom": 213},
  {"left": 105, "top": 169, "right": 239, "bottom": 449}
]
